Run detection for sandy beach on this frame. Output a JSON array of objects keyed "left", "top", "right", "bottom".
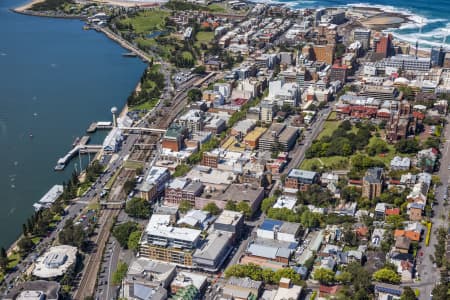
[{"left": 14, "top": 0, "right": 45, "bottom": 12}]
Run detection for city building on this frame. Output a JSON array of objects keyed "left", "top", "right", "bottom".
[
  {"left": 222, "top": 277, "right": 263, "bottom": 300},
  {"left": 353, "top": 28, "right": 371, "bottom": 49},
  {"left": 122, "top": 258, "right": 176, "bottom": 300},
  {"left": 4, "top": 281, "right": 61, "bottom": 300},
  {"left": 284, "top": 169, "right": 319, "bottom": 191},
  {"left": 362, "top": 167, "right": 384, "bottom": 200},
  {"left": 164, "top": 178, "right": 204, "bottom": 207},
  {"left": 260, "top": 100, "right": 275, "bottom": 124},
  {"left": 431, "top": 46, "right": 446, "bottom": 67},
  {"left": 312, "top": 44, "right": 335, "bottom": 64},
  {"left": 138, "top": 166, "right": 170, "bottom": 202},
  {"left": 330, "top": 63, "right": 348, "bottom": 83},
  {"left": 162, "top": 124, "right": 185, "bottom": 152},
  {"left": 213, "top": 210, "right": 245, "bottom": 242},
  {"left": 374, "top": 33, "right": 393, "bottom": 58},
  {"left": 33, "top": 245, "right": 77, "bottom": 279},
  {"left": 258, "top": 123, "right": 299, "bottom": 152},
  {"left": 102, "top": 127, "right": 123, "bottom": 153},
  {"left": 257, "top": 219, "right": 301, "bottom": 243},
  {"left": 244, "top": 127, "right": 268, "bottom": 150},
  {"left": 266, "top": 80, "right": 299, "bottom": 107},
  {"left": 177, "top": 109, "right": 205, "bottom": 133},
  {"left": 192, "top": 231, "right": 233, "bottom": 272},
  {"left": 139, "top": 214, "right": 201, "bottom": 266},
  {"left": 195, "top": 183, "right": 264, "bottom": 216},
  {"left": 171, "top": 271, "right": 207, "bottom": 295},
  {"left": 384, "top": 55, "right": 431, "bottom": 72}
]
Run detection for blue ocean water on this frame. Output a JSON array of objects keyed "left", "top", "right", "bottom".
[
  {"left": 0, "top": 0, "right": 146, "bottom": 247},
  {"left": 269, "top": 0, "right": 450, "bottom": 48}
]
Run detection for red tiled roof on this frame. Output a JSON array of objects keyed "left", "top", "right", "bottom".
[
  {"left": 320, "top": 285, "right": 342, "bottom": 295},
  {"left": 385, "top": 208, "right": 400, "bottom": 216}
]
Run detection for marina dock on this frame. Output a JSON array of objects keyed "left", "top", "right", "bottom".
[
  {"left": 54, "top": 135, "right": 102, "bottom": 171},
  {"left": 86, "top": 121, "right": 113, "bottom": 133}
]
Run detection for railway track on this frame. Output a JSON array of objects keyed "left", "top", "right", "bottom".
[{"left": 74, "top": 208, "right": 119, "bottom": 299}]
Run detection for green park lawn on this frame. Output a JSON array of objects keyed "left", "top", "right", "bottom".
[
  {"left": 207, "top": 3, "right": 227, "bottom": 12},
  {"left": 118, "top": 10, "right": 169, "bottom": 34},
  {"left": 7, "top": 252, "right": 20, "bottom": 269},
  {"left": 196, "top": 31, "right": 214, "bottom": 43},
  {"left": 317, "top": 120, "right": 341, "bottom": 139},
  {"left": 128, "top": 98, "right": 159, "bottom": 112},
  {"left": 300, "top": 156, "right": 349, "bottom": 171}
]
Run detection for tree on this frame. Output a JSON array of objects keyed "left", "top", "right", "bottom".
[
  {"left": 431, "top": 283, "right": 449, "bottom": 300},
  {"left": 203, "top": 202, "right": 220, "bottom": 215},
  {"left": 313, "top": 268, "right": 335, "bottom": 284},
  {"left": 59, "top": 218, "right": 87, "bottom": 249},
  {"left": 0, "top": 247, "right": 7, "bottom": 271},
  {"left": 179, "top": 200, "right": 193, "bottom": 214},
  {"left": 372, "top": 268, "right": 400, "bottom": 284},
  {"left": 336, "top": 271, "right": 352, "bottom": 284},
  {"left": 367, "top": 138, "right": 389, "bottom": 156},
  {"left": 123, "top": 178, "right": 136, "bottom": 195},
  {"left": 127, "top": 230, "right": 142, "bottom": 252},
  {"left": 236, "top": 201, "right": 252, "bottom": 218},
  {"left": 112, "top": 221, "right": 139, "bottom": 249},
  {"left": 401, "top": 287, "right": 417, "bottom": 300},
  {"left": 261, "top": 196, "right": 277, "bottom": 213},
  {"left": 18, "top": 237, "right": 34, "bottom": 257},
  {"left": 395, "top": 139, "right": 421, "bottom": 154},
  {"left": 112, "top": 261, "right": 128, "bottom": 285},
  {"left": 125, "top": 197, "right": 150, "bottom": 219},
  {"left": 225, "top": 200, "right": 237, "bottom": 211},
  {"left": 187, "top": 88, "right": 202, "bottom": 102},
  {"left": 192, "top": 65, "right": 206, "bottom": 74}
]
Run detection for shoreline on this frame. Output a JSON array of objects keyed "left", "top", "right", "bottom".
[{"left": 2, "top": 1, "right": 146, "bottom": 260}]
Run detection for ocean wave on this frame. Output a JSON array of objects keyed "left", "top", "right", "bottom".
[
  {"left": 385, "top": 31, "right": 447, "bottom": 49},
  {"left": 348, "top": 3, "right": 446, "bottom": 27}
]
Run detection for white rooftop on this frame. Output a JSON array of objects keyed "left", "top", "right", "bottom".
[
  {"left": 33, "top": 245, "right": 77, "bottom": 278},
  {"left": 273, "top": 195, "right": 297, "bottom": 210},
  {"left": 146, "top": 214, "right": 201, "bottom": 243}
]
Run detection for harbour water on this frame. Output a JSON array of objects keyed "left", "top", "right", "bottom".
[{"left": 0, "top": 0, "right": 146, "bottom": 247}]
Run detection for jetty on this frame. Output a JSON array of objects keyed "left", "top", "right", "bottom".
[
  {"left": 54, "top": 135, "right": 102, "bottom": 171},
  {"left": 86, "top": 121, "right": 112, "bottom": 133}
]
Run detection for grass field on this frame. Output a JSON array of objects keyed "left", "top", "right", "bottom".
[
  {"left": 300, "top": 156, "right": 349, "bottom": 171},
  {"left": 7, "top": 252, "right": 20, "bottom": 269},
  {"left": 128, "top": 98, "right": 159, "bottom": 112},
  {"left": 367, "top": 136, "right": 398, "bottom": 165},
  {"left": 196, "top": 31, "right": 214, "bottom": 42},
  {"left": 208, "top": 3, "right": 227, "bottom": 12},
  {"left": 317, "top": 120, "right": 341, "bottom": 139},
  {"left": 195, "top": 31, "right": 214, "bottom": 49},
  {"left": 123, "top": 160, "right": 144, "bottom": 170},
  {"left": 118, "top": 10, "right": 169, "bottom": 34}
]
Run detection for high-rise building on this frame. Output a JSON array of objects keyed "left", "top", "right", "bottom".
[
  {"left": 431, "top": 47, "right": 445, "bottom": 67},
  {"left": 330, "top": 63, "right": 348, "bottom": 83},
  {"left": 260, "top": 100, "right": 275, "bottom": 124},
  {"left": 374, "top": 34, "right": 393, "bottom": 58},
  {"left": 312, "top": 44, "right": 335, "bottom": 64},
  {"left": 353, "top": 28, "right": 371, "bottom": 49}
]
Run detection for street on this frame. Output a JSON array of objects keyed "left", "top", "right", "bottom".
[{"left": 415, "top": 115, "right": 450, "bottom": 300}]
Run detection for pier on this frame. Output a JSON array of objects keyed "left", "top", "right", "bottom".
[
  {"left": 54, "top": 136, "right": 102, "bottom": 171},
  {"left": 86, "top": 121, "right": 113, "bottom": 133}
]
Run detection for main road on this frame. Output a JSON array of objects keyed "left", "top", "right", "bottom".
[{"left": 415, "top": 115, "right": 450, "bottom": 300}]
